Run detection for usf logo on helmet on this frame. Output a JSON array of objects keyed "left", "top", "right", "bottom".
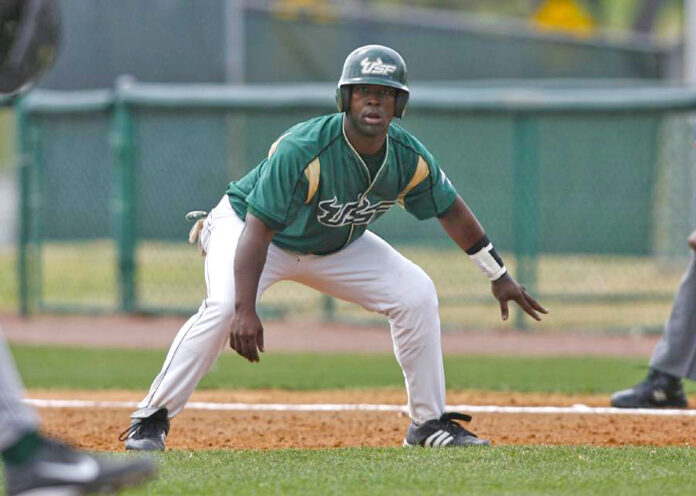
[
  {"left": 336, "top": 44, "right": 409, "bottom": 118},
  {"left": 360, "top": 57, "right": 396, "bottom": 76}
]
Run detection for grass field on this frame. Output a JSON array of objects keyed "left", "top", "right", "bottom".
[
  {"left": 3, "top": 447, "right": 696, "bottom": 495},
  {"left": 11, "top": 344, "right": 692, "bottom": 394},
  {"left": 5, "top": 344, "right": 696, "bottom": 495},
  {"left": 40, "top": 447, "right": 696, "bottom": 496},
  {"left": 1, "top": 240, "right": 689, "bottom": 332}
]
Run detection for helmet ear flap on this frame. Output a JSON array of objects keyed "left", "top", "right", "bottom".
[
  {"left": 394, "top": 91, "right": 409, "bottom": 118},
  {"left": 335, "top": 85, "right": 351, "bottom": 113}
]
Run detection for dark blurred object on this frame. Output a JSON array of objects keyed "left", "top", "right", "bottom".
[
  {"left": 0, "top": 0, "right": 59, "bottom": 95},
  {"left": 633, "top": 0, "right": 666, "bottom": 34}
]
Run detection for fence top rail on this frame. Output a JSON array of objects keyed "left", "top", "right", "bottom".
[
  {"left": 21, "top": 89, "right": 113, "bottom": 114},
  {"left": 18, "top": 81, "right": 696, "bottom": 114},
  {"left": 117, "top": 81, "right": 696, "bottom": 113}
]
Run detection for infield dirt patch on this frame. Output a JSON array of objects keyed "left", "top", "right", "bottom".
[
  {"left": 11, "top": 315, "right": 687, "bottom": 450},
  {"left": 30, "top": 389, "right": 696, "bottom": 451}
]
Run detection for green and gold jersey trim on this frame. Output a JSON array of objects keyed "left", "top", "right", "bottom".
[
  {"left": 268, "top": 131, "right": 291, "bottom": 158},
  {"left": 397, "top": 156, "right": 430, "bottom": 206},
  {"left": 304, "top": 158, "right": 321, "bottom": 204},
  {"left": 269, "top": 129, "right": 322, "bottom": 205}
]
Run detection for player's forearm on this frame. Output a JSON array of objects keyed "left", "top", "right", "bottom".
[
  {"left": 234, "top": 214, "right": 275, "bottom": 313},
  {"left": 439, "top": 196, "right": 508, "bottom": 282},
  {"left": 438, "top": 197, "right": 486, "bottom": 251}
]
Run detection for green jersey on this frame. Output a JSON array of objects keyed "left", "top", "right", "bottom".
[{"left": 226, "top": 113, "right": 458, "bottom": 255}]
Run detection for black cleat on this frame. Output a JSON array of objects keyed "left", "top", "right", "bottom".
[
  {"left": 119, "top": 407, "right": 170, "bottom": 451},
  {"left": 403, "top": 412, "right": 491, "bottom": 447},
  {"left": 611, "top": 368, "right": 688, "bottom": 408},
  {"left": 5, "top": 438, "right": 156, "bottom": 496}
]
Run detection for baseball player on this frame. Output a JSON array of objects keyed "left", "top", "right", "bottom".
[
  {"left": 121, "top": 44, "right": 548, "bottom": 451},
  {"left": 611, "top": 230, "right": 696, "bottom": 408},
  {"left": 1, "top": 2, "right": 156, "bottom": 494}
]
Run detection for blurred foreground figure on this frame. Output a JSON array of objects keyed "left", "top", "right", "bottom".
[
  {"left": 0, "top": 335, "right": 156, "bottom": 496},
  {"left": 0, "top": 0, "right": 59, "bottom": 94},
  {"left": 1, "top": 2, "right": 156, "bottom": 494},
  {"left": 611, "top": 230, "right": 696, "bottom": 409}
]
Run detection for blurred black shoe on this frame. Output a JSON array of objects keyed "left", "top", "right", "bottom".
[
  {"left": 5, "top": 438, "right": 156, "bottom": 496},
  {"left": 611, "top": 368, "right": 688, "bottom": 408}
]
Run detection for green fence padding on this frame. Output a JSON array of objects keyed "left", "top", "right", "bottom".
[
  {"left": 34, "top": 112, "right": 113, "bottom": 240},
  {"left": 15, "top": 82, "right": 696, "bottom": 331}
]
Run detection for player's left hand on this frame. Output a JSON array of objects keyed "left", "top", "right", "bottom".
[{"left": 491, "top": 273, "right": 548, "bottom": 321}]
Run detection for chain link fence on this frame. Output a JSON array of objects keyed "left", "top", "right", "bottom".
[{"left": 12, "top": 81, "right": 696, "bottom": 332}]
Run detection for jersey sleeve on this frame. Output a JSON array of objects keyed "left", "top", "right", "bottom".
[
  {"left": 245, "top": 136, "right": 309, "bottom": 231},
  {"left": 401, "top": 148, "right": 458, "bottom": 220}
]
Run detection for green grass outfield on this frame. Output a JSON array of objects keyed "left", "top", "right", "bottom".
[
  {"left": 12, "top": 344, "right": 696, "bottom": 394},
  {"left": 45, "top": 448, "right": 696, "bottom": 496},
  {"left": 7, "top": 345, "right": 696, "bottom": 495},
  {"left": 2, "top": 448, "right": 696, "bottom": 496}
]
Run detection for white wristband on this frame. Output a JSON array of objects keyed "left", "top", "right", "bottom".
[{"left": 466, "top": 237, "right": 507, "bottom": 281}]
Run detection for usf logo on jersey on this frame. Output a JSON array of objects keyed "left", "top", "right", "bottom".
[
  {"left": 360, "top": 57, "right": 396, "bottom": 76},
  {"left": 317, "top": 196, "right": 395, "bottom": 227}
]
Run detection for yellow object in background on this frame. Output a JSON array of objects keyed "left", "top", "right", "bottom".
[
  {"left": 533, "top": 0, "right": 596, "bottom": 36},
  {"left": 272, "top": 0, "right": 336, "bottom": 23}
]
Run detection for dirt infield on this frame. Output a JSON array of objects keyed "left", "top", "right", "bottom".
[
  {"left": 30, "top": 389, "right": 696, "bottom": 450},
  {"left": 7, "top": 314, "right": 686, "bottom": 450}
]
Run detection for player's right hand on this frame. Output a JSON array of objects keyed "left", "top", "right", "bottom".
[{"left": 229, "top": 308, "right": 265, "bottom": 363}]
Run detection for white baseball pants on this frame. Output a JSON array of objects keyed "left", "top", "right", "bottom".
[
  {"left": 0, "top": 332, "right": 40, "bottom": 450},
  {"left": 139, "top": 196, "right": 446, "bottom": 424}
]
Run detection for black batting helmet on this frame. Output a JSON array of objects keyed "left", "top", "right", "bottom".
[
  {"left": 0, "top": 0, "right": 60, "bottom": 95},
  {"left": 335, "top": 44, "right": 409, "bottom": 118}
]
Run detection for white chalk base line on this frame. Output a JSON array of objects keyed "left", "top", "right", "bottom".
[{"left": 22, "top": 399, "right": 696, "bottom": 416}]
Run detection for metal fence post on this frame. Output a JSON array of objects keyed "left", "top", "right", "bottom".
[
  {"left": 322, "top": 294, "right": 335, "bottom": 321},
  {"left": 16, "top": 99, "right": 32, "bottom": 315},
  {"left": 513, "top": 114, "right": 539, "bottom": 330},
  {"left": 113, "top": 77, "right": 137, "bottom": 313}
]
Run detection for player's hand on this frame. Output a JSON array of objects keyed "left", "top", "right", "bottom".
[
  {"left": 491, "top": 273, "right": 548, "bottom": 321},
  {"left": 229, "top": 308, "right": 265, "bottom": 362},
  {"left": 688, "top": 230, "right": 696, "bottom": 252}
]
